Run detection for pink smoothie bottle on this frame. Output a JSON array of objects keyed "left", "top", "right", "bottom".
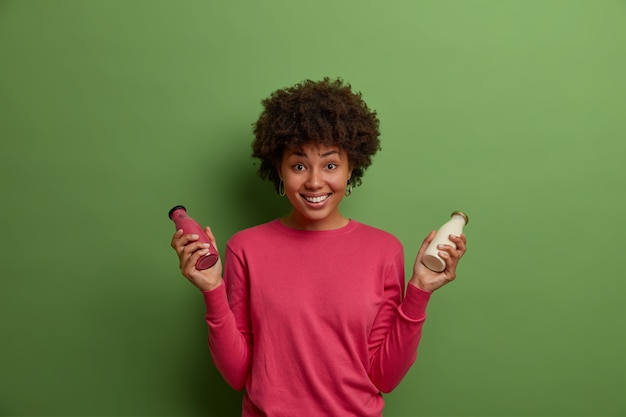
[{"left": 168, "top": 205, "right": 219, "bottom": 270}]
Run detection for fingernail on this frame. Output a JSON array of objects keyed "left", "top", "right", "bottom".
[{"left": 191, "top": 234, "right": 199, "bottom": 239}]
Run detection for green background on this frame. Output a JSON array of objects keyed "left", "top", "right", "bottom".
[{"left": 1, "top": 1, "right": 624, "bottom": 416}]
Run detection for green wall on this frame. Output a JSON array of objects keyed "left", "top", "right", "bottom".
[{"left": 1, "top": 1, "right": 624, "bottom": 416}]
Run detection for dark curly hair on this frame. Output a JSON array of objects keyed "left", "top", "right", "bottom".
[{"left": 252, "top": 77, "right": 381, "bottom": 193}]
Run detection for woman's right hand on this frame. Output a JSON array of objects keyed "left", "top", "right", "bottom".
[{"left": 170, "top": 227, "right": 224, "bottom": 292}]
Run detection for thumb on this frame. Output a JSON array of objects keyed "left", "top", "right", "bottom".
[
  {"left": 204, "top": 226, "right": 219, "bottom": 251},
  {"left": 416, "top": 230, "right": 436, "bottom": 262}
]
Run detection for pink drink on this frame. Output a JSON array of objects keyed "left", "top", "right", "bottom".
[{"left": 168, "top": 205, "right": 219, "bottom": 270}]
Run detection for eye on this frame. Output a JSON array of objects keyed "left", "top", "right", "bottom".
[
  {"left": 326, "top": 163, "right": 337, "bottom": 170},
  {"left": 292, "top": 163, "right": 305, "bottom": 171}
]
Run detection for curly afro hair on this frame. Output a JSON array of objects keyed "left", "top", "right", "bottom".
[{"left": 252, "top": 77, "right": 381, "bottom": 193}]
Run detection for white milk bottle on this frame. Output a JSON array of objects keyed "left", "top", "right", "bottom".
[{"left": 422, "top": 211, "right": 469, "bottom": 272}]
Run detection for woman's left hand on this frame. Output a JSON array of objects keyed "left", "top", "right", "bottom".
[{"left": 409, "top": 230, "right": 467, "bottom": 292}]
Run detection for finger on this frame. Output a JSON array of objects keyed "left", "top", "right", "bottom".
[
  {"left": 181, "top": 241, "right": 210, "bottom": 258},
  {"left": 438, "top": 251, "right": 458, "bottom": 281},
  {"left": 204, "top": 226, "right": 219, "bottom": 252},
  {"left": 436, "top": 245, "right": 455, "bottom": 262},
  {"left": 170, "top": 229, "right": 184, "bottom": 249},
  {"left": 188, "top": 245, "right": 211, "bottom": 268},
  {"left": 177, "top": 241, "right": 210, "bottom": 270},
  {"left": 440, "top": 242, "right": 462, "bottom": 262},
  {"left": 180, "top": 243, "right": 211, "bottom": 273},
  {"left": 416, "top": 230, "right": 437, "bottom": 260},
  {"left": 204, "top": 226, "right": 214, "bottom": 240},
  {"left": 449, "top": 234, "right": 467, "bottom": 256},
  {"left": 174, "top": 232, "right": 202, "bottom": 253}
]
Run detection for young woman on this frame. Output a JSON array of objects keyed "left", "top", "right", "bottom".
[{"left": 171, "top": 78, "right": 467, "bottom": 417}]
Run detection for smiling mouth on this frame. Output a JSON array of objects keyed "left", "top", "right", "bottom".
[{"left": 302, "top": 194, "right": 331, "bottom": 203}]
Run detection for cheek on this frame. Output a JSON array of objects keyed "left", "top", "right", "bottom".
[
  {"left": 332, "top": 174, "right": 350, "bottom": 189},
  {"left": 282, "top": 175, "right": 300, "bottom": 191}
]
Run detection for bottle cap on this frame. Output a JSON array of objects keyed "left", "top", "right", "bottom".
[
  {"left": 451, "top": 211, "right": 469, "bottom": 225},
  {"left": 168, "top": 205, "right": 187, "bottom": 219}
]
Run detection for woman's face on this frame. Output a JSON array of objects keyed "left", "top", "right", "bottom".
[{"left": 278, "top": 142, "right": 353, "bottom": 230}]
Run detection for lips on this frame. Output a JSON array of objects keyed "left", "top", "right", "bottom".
[{"left": 302, "top": 194, "right": 330, "bottom": 204}]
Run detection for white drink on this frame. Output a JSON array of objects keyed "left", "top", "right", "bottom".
[{"left": 422, "top": 211, "right": 468, "bottom": 272}]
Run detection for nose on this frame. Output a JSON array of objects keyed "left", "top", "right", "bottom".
[{"left": 305, "top": 168, "right": 323, "bottom": 189}]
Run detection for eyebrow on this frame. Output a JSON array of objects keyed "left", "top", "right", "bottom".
[{"left": 289, "top": 149, "right": 341, "bottom": 158}]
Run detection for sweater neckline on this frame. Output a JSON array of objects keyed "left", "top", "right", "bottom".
[{"left": 270, "top": 218, "right": 359, "bottom": 237}]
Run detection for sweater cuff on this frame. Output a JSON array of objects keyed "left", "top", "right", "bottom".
[
  {"left": 202, "top": 283, "right": 231, "bottom": 323},
  {"left": 401, "top": 283, "right": 432, "bottom": 320}
]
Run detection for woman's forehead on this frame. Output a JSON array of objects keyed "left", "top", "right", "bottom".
[{"left": 283, "top": 143, "right": 345, "bottom": 158}]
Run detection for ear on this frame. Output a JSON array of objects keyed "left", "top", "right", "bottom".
[{"left": 275, "top": 163, "right": 283, "bottom": 181}]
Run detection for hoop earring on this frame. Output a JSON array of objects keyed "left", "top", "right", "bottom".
[
  {"left": 278, "top": 179, "right": 285, "bottom": 196},
  {"left": 345, "top": 182, "right": 353, "bottom": 196}
]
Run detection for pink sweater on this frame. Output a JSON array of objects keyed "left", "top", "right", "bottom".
[{"left": 202, "top": 219, "right": 431, "bottom": 417}]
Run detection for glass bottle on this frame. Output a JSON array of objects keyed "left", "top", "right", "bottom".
[
  {"left": 422, "top": 211, "right": 468, "bottom": 272},
  {"left": 168, "top": 205, "right": 219, "bottom": 270}
]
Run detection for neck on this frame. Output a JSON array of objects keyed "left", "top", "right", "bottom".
[{"left": 280, "top": 211, "right": 350, "bottom": 231}]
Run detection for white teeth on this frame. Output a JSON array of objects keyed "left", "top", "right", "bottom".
[{"left": 304, "top": 194, "right": 329, "bottom": 203}]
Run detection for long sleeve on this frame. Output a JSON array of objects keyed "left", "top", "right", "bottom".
[
  {"left": 200, "top": 219, "right": 432, "bottom": 417},
  {"left": 367, "top": 252, "right": 432, "bottom": 393},
  {"left": 202, "top": 244, "right": 253, "bottom": 390}
]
